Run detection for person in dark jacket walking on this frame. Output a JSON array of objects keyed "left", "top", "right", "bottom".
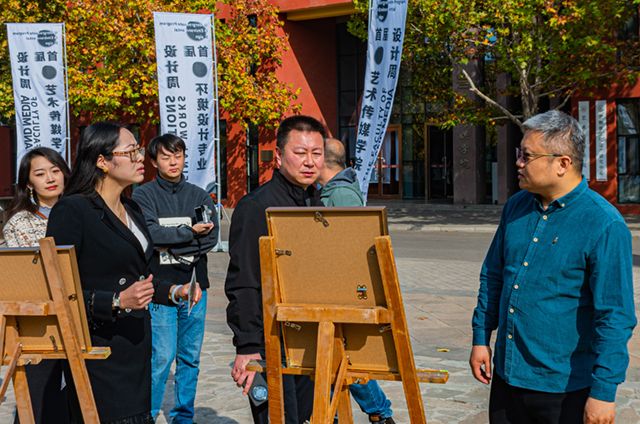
[
  {"left": 317, "top": 138, "right": 395, "bottom": 424},
  {"left": 225, "top": 115, "right": 326, "bottom": 423},
  {"left": 132, "top": 134, "right": 219, "bottom": 423}
]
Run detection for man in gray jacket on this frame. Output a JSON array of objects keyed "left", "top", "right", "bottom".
[
  {"left": 317, "top": 138, "right": 395, "bottom": 424},
  {"left": 317, "top": 138, "right": 365, "bottom": 207},
  {"left": 133, "top": 134, "right": 219, "bottom": 423}
]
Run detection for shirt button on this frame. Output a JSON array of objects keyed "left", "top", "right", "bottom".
[
  {"left": 543, "top": 215, "right": 548, "bottom": 220},
  {"left": 508, "top": 334, "right": 513, "bottom": 339},
  {"left": 514, "top": 284, "right": 519, "bottom": 290},
  {"left": 523, "top": 261, "right": 529, "bottom": 267},
  {"left": 509, "top": 308, "right": 515, "bottom": 314},
  {"left": 533, "top": 237, "right": 539, "bottom": 243},
  {"left": 119, "top": 278, "right": 126, "bottom": 286}
]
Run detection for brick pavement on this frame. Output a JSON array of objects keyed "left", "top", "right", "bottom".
[{"left": 1, "top": 233, "right": 639, "bottom": 423}]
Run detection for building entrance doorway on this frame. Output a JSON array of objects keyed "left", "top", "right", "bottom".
[
  {"left": 368, "top": 125, "right": 402, "bottom": 199},
  {"left": 427, "top": 126, "right": 453, "bottom": 200}
]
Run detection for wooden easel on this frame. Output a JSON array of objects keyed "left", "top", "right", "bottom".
[
  {"left": 0, "top": 237, "right": 110, "bottom": 423},
  {"left": 254, "top": 208, "right": 448, "bottom": 424}
]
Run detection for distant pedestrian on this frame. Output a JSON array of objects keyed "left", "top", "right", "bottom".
[
  {"left": 317, "top": 138, "right": 395, "bottom": 424},
  {"left": 470, "top": 110, "right": 636, "bottom": 424}
]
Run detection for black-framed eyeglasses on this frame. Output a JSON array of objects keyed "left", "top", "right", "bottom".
[
  {"left": 112, "top": 146, "right": 145, "bottom": 162},
  {"left": 515, "top": 147, "right": 565, "bottom": 164}
]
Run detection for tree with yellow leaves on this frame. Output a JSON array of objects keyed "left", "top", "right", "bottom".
[{"left": 0, "top": 0, "right": 298, "bottom": 128}]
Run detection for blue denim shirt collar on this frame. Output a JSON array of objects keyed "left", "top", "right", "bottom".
[{"left": 533, "top": 178, "right": 588, "bottom": 213}]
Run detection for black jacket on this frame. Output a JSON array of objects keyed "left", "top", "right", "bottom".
[
  {"left": 46, "top": 193, "right": 172, "bottom": 422},
  {"left": 132, "top": 175, "right": 219, "bottom": 291},
  {"left": 224, "top": 170, "right": 321, "bottom": 354}
]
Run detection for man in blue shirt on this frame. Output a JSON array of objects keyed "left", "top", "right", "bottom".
[{"left": 470, "top": 110, "right": 636, "bottom": 424}]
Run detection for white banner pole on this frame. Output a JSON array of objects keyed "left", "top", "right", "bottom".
[{"left": 354, "top": 0, "right": 408, "bottom": 203}]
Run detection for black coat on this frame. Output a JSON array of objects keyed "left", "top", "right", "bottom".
[
  {"left": 224, "top": 170, "right": 321, "bottom": 354},
  {"left": 46, "top": 193, "right": 171, "bottom": 422}
]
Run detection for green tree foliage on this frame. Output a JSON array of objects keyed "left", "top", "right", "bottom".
[
  {"left": 351, "top": 0, "right": 640, "bottom": 130},
  {"left": 0, "top": 0, "right": 297, "bottom": 128}
]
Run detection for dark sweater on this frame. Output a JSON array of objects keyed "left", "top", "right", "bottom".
[
  {"left": 224, "top": 169, "right": 321, "bottom": 354},
  {"left": 132, "top": 175, "right": 219, "bottom": 291}
]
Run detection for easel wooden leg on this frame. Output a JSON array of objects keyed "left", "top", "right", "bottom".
[
  {"left": 0, "top": 343, "right": 21, "bottom": 404},
  {"left": 375, "top": 236, "right": 427, "bottom": 424},
  {"left": 336, "top": 386, "right": 353, "bottom": 423},
  {"left": 260, "top": 237, "right": 285, "bottom": 424},
  {"left": 39, "top": 239, "right": 100, "bottom": 424},
  {"left": 328, "top": 353, "right": 350, "bottom": 423},
  {"left": 312, "top": 321, "right": 335, "bottom": 424},
  {"left": 4, "top": 317, "right": 35, "bottom": 422},
  {"left": 14, "top": 365, "right": 35, "bottom": 424}
]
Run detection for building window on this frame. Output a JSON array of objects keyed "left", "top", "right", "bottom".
[{"left": 616, "top": 100, "right": 640, "bottom": 203}]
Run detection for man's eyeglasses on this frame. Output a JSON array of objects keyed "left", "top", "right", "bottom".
[
  {"left": 515, "top": 147, "right": 565, "bottom": 164},
  {"left": 112, "top": 146, "right": 145, "bottom": 162}
]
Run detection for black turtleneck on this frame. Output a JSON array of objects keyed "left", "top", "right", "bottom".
[{"left": 224, "top": 169, "right": 321, "bottom": 354}]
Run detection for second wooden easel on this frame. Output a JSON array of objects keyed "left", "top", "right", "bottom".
[
  {"left": 254, "top": 208, "right": 449, "bottom": 424},
  {"left": 0, "top": 238, "right": 110, "bottom": 423}
]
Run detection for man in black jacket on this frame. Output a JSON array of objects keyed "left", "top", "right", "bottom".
[
  {"left": 225, "top": 115, "right": 326, "bottom": 423},
  {"left": 132, "top": 134, "right": 219, "bottom": 423}
]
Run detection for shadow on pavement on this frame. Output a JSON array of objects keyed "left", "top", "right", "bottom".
[{"left": 194, "top": 407, "right": 240, "bottom": 423}]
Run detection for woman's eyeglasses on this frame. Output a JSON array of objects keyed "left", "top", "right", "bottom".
[{"left": 112, "top": 146, "right": 145, "bottom": 162}]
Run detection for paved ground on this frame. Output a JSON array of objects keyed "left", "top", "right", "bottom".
[{"left": 1, "top": 207, "right": 639, "bottom": 423}]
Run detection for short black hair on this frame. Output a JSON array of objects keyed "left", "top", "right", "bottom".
[
  {"left": 147, "top": 133, "right": 186, "bottom": 160},
  {"left": 276, "top": 115, "right": 327, "bottom": 150}
]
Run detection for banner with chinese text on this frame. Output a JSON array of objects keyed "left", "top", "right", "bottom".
[
  {"left": 354, "top": 0, "right": 408, "bottom": 201},
  {"left": 7, "top": 23, "right": 69, "bottom": 168},
  {"left": 154, "top": 12, "right": 216, "bottom": 191}
]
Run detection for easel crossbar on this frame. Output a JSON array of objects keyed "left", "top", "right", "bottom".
[
  {"left": 276, "top": 304, "right": 391, "bottom": 324},
  {"left": 246, "top": 360, "right": 449, "bottom": 384}
]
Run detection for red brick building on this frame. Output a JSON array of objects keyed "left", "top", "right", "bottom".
[{"left": 1, "top": 0, "right": 639, "bottom": 215}]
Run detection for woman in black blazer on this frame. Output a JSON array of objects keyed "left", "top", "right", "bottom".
[{"left": 47, "top": 122, "right": 201, "bottom": 423}]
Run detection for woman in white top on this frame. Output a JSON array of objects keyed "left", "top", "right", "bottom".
[
  {"left": 2, "top": 147, "right": 70, "bottom": 424},
  {"left": 2, "top": 147, "right": 70, "bottom": 247}
]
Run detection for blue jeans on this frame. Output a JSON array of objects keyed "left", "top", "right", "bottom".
[
  {"left": 150, "top": 290, "right": 207, "bottom": 423},
  {"left": 349, "top": 380, "right": 393, "bottom": 419}
]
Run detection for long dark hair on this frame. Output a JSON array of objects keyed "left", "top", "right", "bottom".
[
  {"left": 6, "top": 147, "right": 71, "bottom": 219},
  {"left": 65, "top": 122, "right": 122, "bottom": 196}
]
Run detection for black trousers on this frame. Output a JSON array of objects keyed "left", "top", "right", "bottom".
[
  {"left": 250, "top": 373, "right": 314, "bottom": 424},
  {"left": 14, "top": 360, "right": 69, "bottom": 424},
  {"left": 489, "top": 373, "right": 590, "bottom": 424}
]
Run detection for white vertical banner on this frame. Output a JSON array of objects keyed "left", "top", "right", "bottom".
[
  {"left": 154, "top": 12, "right": 216, "bottom": 192},
  {"left": 595, "top": 100, "right": 607, "bottom": 181},
  {"left": 354, "top": 0, "right": 408, "bottom": 201},
  {"left": 7, "top": 23, "right": 69, "bottom": 167},
  {"left": 577, "top": 101, "right": 590, "bottom": 180}
]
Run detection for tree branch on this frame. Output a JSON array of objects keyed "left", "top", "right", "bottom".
[
  {"left": 554, "top": 88, "right": 576, "bottom": 111},
  {"left": 458, "top": 66, "right": 524, "bottom": 131}
]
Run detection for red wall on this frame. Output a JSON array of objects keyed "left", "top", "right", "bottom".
[
  {"left": 573, "top": 80, "right": 640, "bottom": 215},
  {"left": 273, "top": 0, "right": 352, "bottom": 12},
  {"left": 0, "top": 126, "right": 14, "bottom": 197},
  {"left": 224, "top": 16, "right": 338, "bottom": 207}
]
